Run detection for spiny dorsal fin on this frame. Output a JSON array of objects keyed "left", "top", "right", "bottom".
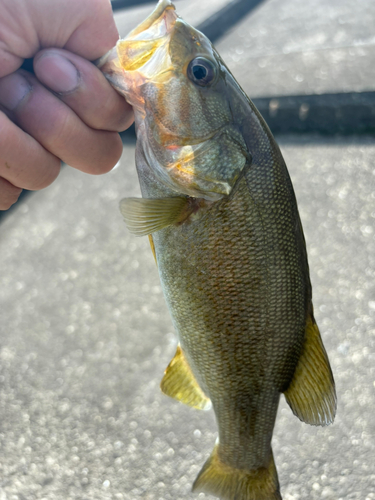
[
  {"left": 160, "top": 345, "right": 211, "bottom": 411},
  {"left": 284, "top": 315, "right": 336, "bottom": 426},
  {"left": 193, "top": 445, "right": 282, "bottom": 500},
  {"left": 119, "top": 196, "right": 191, "bottom": 236}
]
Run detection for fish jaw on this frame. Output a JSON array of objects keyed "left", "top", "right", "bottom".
[
  {"left": 98, "top": 0, "right": 250, "bottom": 201},
  {"left": 98, "top": 0, "right": 178, "bottom": 112}
]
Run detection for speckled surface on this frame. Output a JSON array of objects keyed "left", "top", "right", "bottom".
[
  {"left": 115, "top": 0, "right": 231, "bottom": 38},
  {"left": 1, "top": 0, "right": 375, "bottom": 499},
  {"left": 1, "top": 135, "right": 375, "bottom": 499},
  {"left": 118, "top": 0, "right": 375, "bottom": 98},
  {"left": 215, "top": 0, "right": 375, "bottom": 97}
]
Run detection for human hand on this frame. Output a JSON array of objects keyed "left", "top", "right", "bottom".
[{"left": 0, "top": 0, "right": 133, "bottom": 210}]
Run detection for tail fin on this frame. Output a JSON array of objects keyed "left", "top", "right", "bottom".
[{"left": 192, "top": 445, "right": 281, "bottom": 500}]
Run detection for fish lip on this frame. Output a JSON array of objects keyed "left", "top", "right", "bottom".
[
  {"left": 126, "top": 0, "right": 177, "bottom": 40},
  {"left": 123, "top": 0, "right": 178, "bottom": 49},
  {"left": 113, "top": 0, "right": 179, "bottom": 88},
  {"left": 96, "top": 0, "right": 178, "bottom": 91}
]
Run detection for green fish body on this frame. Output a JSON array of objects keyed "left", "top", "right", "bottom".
[{"left": 99, "top": 1, "right": 336, "bottom": 498}]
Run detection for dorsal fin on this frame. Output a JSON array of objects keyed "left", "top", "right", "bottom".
[
  {"left": 160, "top": 345, "right": 211, "bottom": 411},
  {"left": 284, "top": 315, "right": 336, "bottom": 426}
]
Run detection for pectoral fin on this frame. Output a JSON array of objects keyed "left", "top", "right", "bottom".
[
  {"left": 161, "top": 345, "right": 211, "bottom": 411},
  {"left": 284, "top": 315, "right": 336, "bottom": 426},
  {"left": 119, "top": 197, "right": 191, "bottom": 236}
]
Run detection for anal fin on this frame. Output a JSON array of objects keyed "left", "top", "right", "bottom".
[
  {"left": 284, "top": 315, "right": 336, "bottom": 426},
  {"left": 160, "top": 345, "right": 211, "bottom": 411}
]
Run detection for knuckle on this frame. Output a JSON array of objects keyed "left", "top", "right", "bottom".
[
  {"left": 0, "top": 178, "right": 22, "bottom": 210},
  {"left": 67, "top": 131, "right": 123, "bottom": 175},
  {"left": 92, "top": 134, "right": 123, "bottom": 174},
  {"left": 101, "top": 100, "right": 134, "bottom": 132},
  {"left": 0, "top": 113, "right": 13, "bottom": 152},
  {"left": 0, "top": 110, "right": 60, "bottom": 192},
  {"left": 29, "top": 158, "right": 61, "bottom": 190}
]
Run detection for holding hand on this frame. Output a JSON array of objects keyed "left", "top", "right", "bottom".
[{"left": 0, "top": 0, "right": 133, "bottom": 210}]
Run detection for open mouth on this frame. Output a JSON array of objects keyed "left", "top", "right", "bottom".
[
  {"left": 116, "top": 0, "right": 178, "bottom": 73},
  {"left": 96, "top": 0, "right": 178, "bottom": 93}
]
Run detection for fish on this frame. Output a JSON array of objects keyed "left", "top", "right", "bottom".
[{"left": 97, "top": 1, "right": 336, "bottom": 498}]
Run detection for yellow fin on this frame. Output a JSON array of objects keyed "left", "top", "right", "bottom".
[
  {"left": 284, "top": 315, "right": 336, "bottom": 426},
  {"left": 160, "top": 345, "right": 211, "bottom": 411},
  {"left": 193, "top": 445, "right": 281, "bottom": 500},
  {"left": 119, "top": 197, "right": 190, "bottom": 236},
  {"left": 148, "top": 235, "right": 157, "bottom": 265}
]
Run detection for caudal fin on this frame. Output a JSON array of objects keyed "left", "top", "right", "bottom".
[{"left": 192, "top": 445, "right": 281, "bottom": 500}]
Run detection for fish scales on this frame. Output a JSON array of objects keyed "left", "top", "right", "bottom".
[
  {"left": 98, "top": 0, "right": 336, "bottom": 498},
  {"left": 139, "top": 132, "right": 305, "bottom": 470}
]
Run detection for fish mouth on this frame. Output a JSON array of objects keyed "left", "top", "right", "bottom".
[
  {"left": 97, "top": 0, "right": 178, "bottom": 93},
  {"left": 116, "top": 0, "right": 178, "bottom": 73},
  {"left": 126, "top": 0, "right": 177, "bottom": 41}
]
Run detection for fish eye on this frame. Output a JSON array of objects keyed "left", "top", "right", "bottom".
[{"left": 187, "top": 57, "right": 217, "bottom": 87}]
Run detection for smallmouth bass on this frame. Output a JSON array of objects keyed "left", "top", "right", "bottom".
[{"left": 98, "top": 1, "right": 336, "bottom": 498}]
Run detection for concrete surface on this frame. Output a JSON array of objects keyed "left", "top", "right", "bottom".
[
  {"left": 115, "top": 0, "right": 230, "bottom": 39},
  {"left": 215, "top": 0, "right": 375, "bottom": 97},
  {"left": 1, "top": 137, "right": 375, "bottom": 499},
  {"left": 115, "top": 0, "right": 375, "bottom": 98},
  {"left": 1, "top": 1, "right": 375, "bottom": 499}
]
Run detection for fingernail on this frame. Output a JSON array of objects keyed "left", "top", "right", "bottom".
[
  {"left": 34, "top": 52, "right": 80, "bottom": 94},
  {"left": 0, "top": 72, "right": 32, "bottom": 110}
]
